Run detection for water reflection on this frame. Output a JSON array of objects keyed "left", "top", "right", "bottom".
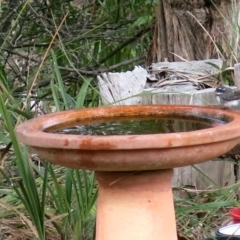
[{"left": 54, "top": 118, "right": 225, "bottom": 136}]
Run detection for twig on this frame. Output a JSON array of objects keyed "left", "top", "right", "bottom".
[
  {"left": 59, "top": 56, "right": 143, "bottom": 75},
  {"left": 16, "top": 11, "right": 69, "bottom": 125},
  {"left": 187, "top": 11, "right": 225, "bottom": 60},
  {"left": 94, "top": 26, "right": 151, "bottom": 67}
]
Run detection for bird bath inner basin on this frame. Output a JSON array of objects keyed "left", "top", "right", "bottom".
[{"left": 15, "top": 105, "right": 240, "bottom": 240}]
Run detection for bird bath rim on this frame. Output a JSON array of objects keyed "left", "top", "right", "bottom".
[{"left": 16, "top": 104, "right": 240, "bottom": 150}]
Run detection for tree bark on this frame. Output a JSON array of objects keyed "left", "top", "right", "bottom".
[{"left": 148, "top": 0, "right": 237, "bottom": 63}]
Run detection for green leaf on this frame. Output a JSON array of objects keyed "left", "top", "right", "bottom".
[
  {"left": 76, "top": 78, "right": 92, "bottom": 108},
  {"left": 131, "top": 15, "right": 153, "bottom": 28}
]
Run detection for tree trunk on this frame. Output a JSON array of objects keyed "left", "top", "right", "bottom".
[{"left": 148, "top": 0, "right": 237, "bottom": 63}]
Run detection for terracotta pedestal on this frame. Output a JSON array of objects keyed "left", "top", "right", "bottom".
[{"left": 95, "top": 169, "right": 177, "bottom": 240}]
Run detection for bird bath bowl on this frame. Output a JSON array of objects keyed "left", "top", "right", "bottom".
[{"left": 16, "top": 105, "right": 240, "bottom": 240}]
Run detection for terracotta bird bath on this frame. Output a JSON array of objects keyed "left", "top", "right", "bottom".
[{"left": 16, "top": 105, "right": 240, "bottom": 240}]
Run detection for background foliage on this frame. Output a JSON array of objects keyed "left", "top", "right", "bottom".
[
  {"left": 0, "top": 0, "right": 155, "bottom": 107},
  {"left": 0, "top": 0, "right": 156, "bottom": 239}
]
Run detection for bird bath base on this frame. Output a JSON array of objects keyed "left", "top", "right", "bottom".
[
  {"left": 96, "top": 170, "right": 176, "bottom": 240},
  {"left": 15, "top": 105, "right": 240, "bottom": 240}
]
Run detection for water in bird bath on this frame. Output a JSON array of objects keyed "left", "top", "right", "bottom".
[{"left": 47, "top": 114, "right": 228, "bottom": 136}]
